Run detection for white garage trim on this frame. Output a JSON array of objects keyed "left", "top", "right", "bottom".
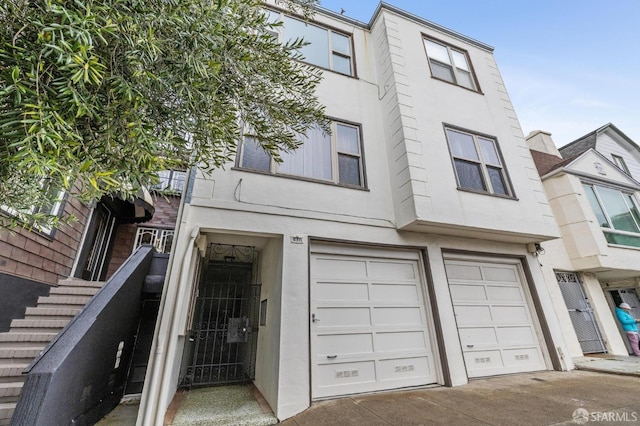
[
  {"left": 444, "top": 255, "right": 548, "bottom": 378},
  {"left": 310, "top": 243, "right": 438, "bottom": 399}
]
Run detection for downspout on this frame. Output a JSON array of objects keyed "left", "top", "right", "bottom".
[{"left": 137, "top": 168, "right": 199, "bottom": 426}]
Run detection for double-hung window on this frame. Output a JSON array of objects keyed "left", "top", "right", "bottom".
[
  {"left": 1, "top": 181, "right": 65, "bottom": 236},
  {"left": 445, "top": 127, "right": 512, "bottom": 197},
  {"left": 423, "top": 37, "right": 477, "bottom": 91},
  {"left": 239, "top": 121, "right": 365, "bottom": 188},
  {"left": 266, "top": 9, "right": 354, "bottom": 76},
  {"left": 611, "top": 154, "right": 631, "bottom": 175},
  {"left": 583, "top": 183, "right": 640, "bottom": 247}
]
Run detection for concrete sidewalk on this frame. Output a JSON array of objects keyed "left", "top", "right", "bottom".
[{"left": 281, "top": 370, "right": 640, "bottom": 425}]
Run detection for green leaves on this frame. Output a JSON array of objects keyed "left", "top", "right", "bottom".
[{"left": 1, "top": 0, "right": 326, "bottom": 232}]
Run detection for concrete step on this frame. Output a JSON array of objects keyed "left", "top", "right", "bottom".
[
  {"left": 0, "top": 382, "right": 23, "bottom": 398},
  {"left": 0, "top": 401, "right": 15, "bottom": 423},
  {"left": 24, "top": 307, "right": 81, "bottom": 318},
  {"left": 0, "top": 364, "right": 28, "bottom": 378},
  {"left": 0, "top": 347, "right": 43, "bottom": 361},
  {"left": 35, "top": 295, "right": 92, "bottom": 307},
  {"left": 0, "top": 333, "right": 57, "bottom": 344},
  {"left": 57, "top": 278, "right": 104, "bottom": 288},
  {"left": 49, "top": 286, "right": 99, "bottom": 297},
  {"left": 9, "top": 319, "right": 69, "bottom": 330}
]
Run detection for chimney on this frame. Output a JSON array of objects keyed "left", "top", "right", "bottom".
[{"left": 525, "top": 130, "right": 561, "bottom": 158}]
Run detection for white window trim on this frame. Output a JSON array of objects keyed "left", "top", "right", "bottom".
[
  {"left": 423, "top": 36, "right": 478, "bottom": 91},
  {"left": 583, "top": 182, "right": 640, "bottom": 240}
]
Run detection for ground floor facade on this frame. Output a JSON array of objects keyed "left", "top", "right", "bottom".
[{"left": 140, "top": 207, "right": 572, "bottom": 423}]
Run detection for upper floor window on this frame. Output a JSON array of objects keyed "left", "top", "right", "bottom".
[
  {"left": 153, "top": 170, "right": 186, "bottom": 194},
  {"left": 1, "top": 181, "right": 65, "bottom": 236},
  {"left": 239, "top": 121, "right": 365, "bottom": 188},
  {"left": 611, "top": 154, "right": 631, "bottom": 175},
  {"left": 445, "top": 127, "right": 512, "bottom": 197},
  {"left": 424, "top": 37, "right": 477, "bottom": 91},
  {"left": 583, "top": 183, "right": 640, "bottom": 247},
  {"left": 267, "top": 9, "right": 354, "bottom": 76}
]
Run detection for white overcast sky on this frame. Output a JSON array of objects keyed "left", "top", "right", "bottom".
[{"left": 318, "top": 0, "right": 640, "bottom": 148}]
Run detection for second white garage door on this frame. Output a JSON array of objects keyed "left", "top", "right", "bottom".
[
  {"left": 445, "top": 258, "right": 547, "bottom": 378},
  {"left": 310, "top": 245, "right": 437, "bottom": 399}
]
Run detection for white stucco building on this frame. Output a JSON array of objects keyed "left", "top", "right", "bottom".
[
  {"left": 528, "top": 124, "right": 640, "bottom": 360},
  {"left": 140, "top": 3, "right": 572, "bottom": 423}
]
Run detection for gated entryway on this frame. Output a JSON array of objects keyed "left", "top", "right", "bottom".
[
  {"left": 556, "top": 272, "right": 606, "bottom": 354},
  {"left": 181, "top": 244, "right": 260, "bottom": 387}
]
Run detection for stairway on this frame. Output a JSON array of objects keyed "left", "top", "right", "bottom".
[{"left": 0, "top": 278, "right": 103, "bottom": 425}]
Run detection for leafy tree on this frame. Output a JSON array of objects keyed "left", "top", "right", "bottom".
[{"left": 0, "top": 0, "right": 328, "bottom": 231}]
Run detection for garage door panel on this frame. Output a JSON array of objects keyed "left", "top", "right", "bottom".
[
  {"left": 496, "top": 326, "right": 537, "bottom": 345},
  {"left": 316, "top": 333, "right": 374, "bottom": 356},
  {"left": 463, "top": 350, "right": 504, "bottom": 375},
  {"left": 486, "top": 286, "right": 522, "bottom": 301},
  {"left": 369, "top": 261, "right": 416, "bottom": 279},
  {"left": 502, "top": 348, "right": 544, "bottom": 368},
  {"left": 458, "top": 327, "right": 498, "bottom": 346},
  {"left": 377, "top": 331, "right": 427, "bottom": 352},
  {"left": 315, "top": 282, "right": 369, "bottom": 301},
  {"left": 449, "top": 284, "right": 487, "bottom": 301},
  {"left": 445, "top": 263, "right": 483, "bottom": 280},
  {"left": 491, "top": 306, "right": 529, "bottom": 323},
  {"left": 316, "top": 360, "right": 376, "bottom": 388},
  {"left": 378, "top": 356, "right": 432, "bottom": 381},
  {"left": 482, "top": 266, "right": 517, "bottom": 282},
  {"left": 314, "top": 257, "right": 367, "bottom": 278},
  {"left": 371, "top": 283, "right": 419, "bottom": 301},
  {"left": 454, "top": 305, "right": 492, "bottom": 323},
  {"left": 374, "top": 307, "right": 423, "bottom": 326},
  {"left": 316, "top": 307, "right": 371, "bottom": 328}
]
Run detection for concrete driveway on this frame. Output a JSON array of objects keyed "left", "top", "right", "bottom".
[{"left": 280, "top": 370, "right": 640, "bottom": 425}]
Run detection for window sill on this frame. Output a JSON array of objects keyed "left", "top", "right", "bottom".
[
  {"left": 456, "top": 187, "right": 518, "bottom": 201},
  {"left": 430, "top": 76, "right": 483, "bottom": 95},
  {"left": 232, "top": 167, "right": 369, "bottom": 191}
]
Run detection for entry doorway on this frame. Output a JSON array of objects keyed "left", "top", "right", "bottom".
[
  {"left": 180, "top": 244, "right": 261, "bottom": 388},
  {"left": 608, "top": 288, "right": 640, "bottom": 355},
  {"left": 556, "top": 272, "right": 606, "bottom": 354}
]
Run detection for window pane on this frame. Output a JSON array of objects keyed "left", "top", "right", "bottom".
[
  {"left": 337, "top": 124, "right": 359, "bottom": 154},
  {"left": 604, "top": 231, "right": 640, "bottom": 248},
  {"left": 456, "top": 69, "right": 474, "bottom": 90},
  {"left": 430, "top": 60, "right": 455, "bottom": 83},
  {"left": 241, "top": 137, "right": 271, "bottom": 171},
  {"left": 424, "top": 39, "right": 451, "bottom": 64},
  {"left": 583, "top": 185, "right": 610, "bottom": 228},
  {"left": 626, "top": 194, "right": 640, "bottom": 225},
  {"left": 597, "top": 186, "right": 640, "bottom": 232},
  {"left": 283, "top": 16, "right": 329, "bottom": 68},
  {"left": 447, "top": 130, "right": 479, "bottom": 160},
  {"left": 455, "top": 159, "right": 486, "bottom": 191},
  {"left": 332, "top": 53, "right": 351, "bottom": 75},
  {"left": 451, "top": 50, "right": 470, "bottom": 71},
  {"left": 479, "top": 138, "right": 500, "bottom": 165},
  {"left": 331, "top": 32, "right": 350, "bottom": 56},
  {"left": 280, "top": 126, "right": 332, "bottom": 180},
  {"left": 338, "top": 154, "right": 361, "bottom": 186},
  {"left": 488, "top": 167, "right": 507, "bottom": 196}
]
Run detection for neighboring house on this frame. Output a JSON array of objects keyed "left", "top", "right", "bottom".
[
  {"left": 140, "top": 3, "right": 572, "bottom": 423},
  {"left": 527, "top": 124, "right": 640, "bottom": 360}
]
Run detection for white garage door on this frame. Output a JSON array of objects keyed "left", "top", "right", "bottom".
[
  {"left": 445, "top": 258, "right": 547, "bottom": 378},
  {"left": 310, "top": 245, "right": 437, "bottom": 399}
]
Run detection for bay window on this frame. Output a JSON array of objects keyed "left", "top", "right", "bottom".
[{"left": 583, "top": 183, "right": 640, "bottom": 247}]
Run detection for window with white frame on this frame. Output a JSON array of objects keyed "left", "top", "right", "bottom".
[
  {"left": 611, "top": 154, "right": 631, "bottom": 175},
  {"left": 133, "top": 227, "right": 175, "bottom": 254},
  {"left": 583, "top": 183, "right": 640, "bottom": 247},
  {"left": 445, "top": 127, "right": 512, "bottom": 197},
  {"left": 266, "top": 9, "right": 354, "bottom": 76},
  {"left": 1, "top": 181, "right": 65, "bottom": 236},
  {"left": 153, "top": 170, "right": 186, "bottom": 194},
  {"left": 239, "top": 121, "right": 365, "bottom": 187},
  {"left": 423, "top": 37, "right": 477, "bottom": 91}
]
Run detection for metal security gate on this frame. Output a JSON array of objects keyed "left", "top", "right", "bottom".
[
  {"left": 556, "top": 272, "right": 606, "bottom": 354},
  {"left": 183, "top": 245, "right": 260, "bottom": 387}
]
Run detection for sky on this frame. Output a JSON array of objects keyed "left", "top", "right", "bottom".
[{"left": 318, "top": 0, "right": 640, "bottom": 148}]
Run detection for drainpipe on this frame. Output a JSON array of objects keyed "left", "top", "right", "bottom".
[{"left": 138, "top": 167, "right": 199, "bottom": 426}]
